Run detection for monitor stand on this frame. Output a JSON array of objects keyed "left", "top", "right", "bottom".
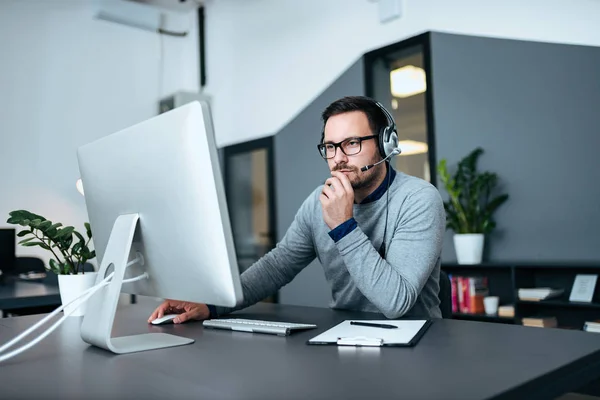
[{"left": 80, "top": 213, "right": 194, "bottom": 354}]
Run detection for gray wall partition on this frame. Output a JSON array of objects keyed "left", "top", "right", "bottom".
[
  {"left": 273, "top": 58, "right": 365, "bottom": 307},
  {"left": 255, "top": 32, "right": 600, "bottom": 308},
  {"left": 430, "top": 32, "right": 600, "bottom": 262}
]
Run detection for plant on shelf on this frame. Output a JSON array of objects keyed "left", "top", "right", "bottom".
[
  {"left": 7, "top": 210, "right": 96, "bottom": 275},
  {"left": 437, "top": 147, "right": 509, "bottom": 264}
]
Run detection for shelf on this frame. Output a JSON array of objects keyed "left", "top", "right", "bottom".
[
  {"left": 452, "top": 313, "right": 515, "bottom": 323},
  {"left": 442, "top": 261, "right": 600, "bottom": 331},
  {"left": 517, "top": 299, "right": 600, "bottom": 309}
]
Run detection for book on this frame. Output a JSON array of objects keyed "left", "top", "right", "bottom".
[
  {"left": 450, "top": 274, "right": 458, "bottom": 313},
  {"left": 518, "top": 288, "right": 564, "bottom": 301},
  {"left": 498, "top": 305, "right": 515, "bottom": 318},
  {"left": 583, "top": 320, "right": 600, "bottom": 333},
  {"left": 521, "top": 316, "right": 557, "bottom": 328},
  {"left": 451, "top": 276, "right": 489, "bottom": 314}
]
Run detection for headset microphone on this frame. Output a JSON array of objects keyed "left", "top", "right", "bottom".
[{"left": 360, "top": 148, "right": 401, "bottom": 172}]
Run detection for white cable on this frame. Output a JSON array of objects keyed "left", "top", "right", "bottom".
[
  {"left": 0, "top": 279, "right": 108, "bottom": 363},
  {"left": 0, "top": 272, "right": 148, "bottom": 363},
  {"left": 0, "top": 257, "right": 147, "bottom": 361},
  {"left": 0, "top": 256, "right": 141, "bottom": 354},
  {"left": 0, "top": 272, "right": 114, "bottom": 354}
]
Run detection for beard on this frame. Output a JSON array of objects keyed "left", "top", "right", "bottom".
[{"left": 332, "top": 159, "right": 381, "bottom": 190}]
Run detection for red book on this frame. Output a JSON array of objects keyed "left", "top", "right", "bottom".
[
  {"left": 450, "top": 275, "right": 458, "bottom": 313},
  {"left": 460, "top": 277, "right": 470, "bottom": 313}
]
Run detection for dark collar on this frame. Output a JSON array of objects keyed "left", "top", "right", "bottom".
[{"left": 360, "top": 163, "right": 396, "bottom": 205}]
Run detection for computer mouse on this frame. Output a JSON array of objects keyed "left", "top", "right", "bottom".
[{"left": 151, "top": 314, "right": 179, "bottom": 325}]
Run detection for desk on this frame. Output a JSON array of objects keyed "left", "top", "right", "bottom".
[
  {"left": 1, "top": 300, "right": 600, "bottom": 399},
  {"left": 0, "top": 278, "right": 60, "bottom": 315}
]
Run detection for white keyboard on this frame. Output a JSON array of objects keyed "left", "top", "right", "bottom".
[{"left": 202, "top": 318, "right": 317, "bottom": 336}]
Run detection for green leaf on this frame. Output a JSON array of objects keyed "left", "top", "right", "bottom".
[
  {"left": 48, "top": 222, "right": 62, "bottom": 230},
  {"left": 59, "top": 234, "right": 73, "bottom": 251},
  {"left": 21, "top": 241, "right": 51, "bottom": 250},
  {"left": 74, "top": 231, "right": 85, "bottom": 243},
  {"left": 49, "top": 259, "right": 61, "bottom": 274},
  {"left": 16, "top": 230, "right": 32, "bottom": 237},
  {"left": 84, "top": 222, "right": 92, "bottom": 239},
  {"left": 38, "top": 220, "right": 52, "bottom": 231},
  {"left": 18, "top": 237, "right": 37, "bottom": 245},
  {"left": 72, "top": 242, "right": 83, "bottom": 255},
  {"left": 57, "top": 226, "right": 75, "bottom": 238},
  {"left": 7, "top": 210, "right": 46, "bottom": 225},
  {"left": 46, "top": 223, "right": 63, "bottom": 238},
  {"left": 485, "top": 194, "right": 509, "bottom": 215}
]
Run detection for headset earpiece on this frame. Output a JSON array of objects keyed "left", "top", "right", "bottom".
[{"left": 374, "top": 101, "right": 400, "bottom": 159}]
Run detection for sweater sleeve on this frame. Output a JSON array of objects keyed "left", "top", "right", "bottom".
[
  {"left": 334, "top": 186, "right": 445, "bottom": 318},
  {"left": 213, "top": 193, "right": 317, "bottom": 316}
]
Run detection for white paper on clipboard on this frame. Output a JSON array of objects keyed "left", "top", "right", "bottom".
[{"left": 307, "top": 320, "right": 429, "bottom": 346}]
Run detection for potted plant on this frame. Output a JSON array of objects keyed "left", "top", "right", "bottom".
[
  {"left": 437, "top": 148, "right": 509, "bottom": 264},
  {"left": 7, "top": 210, "right": 97, "bottom": 316}
]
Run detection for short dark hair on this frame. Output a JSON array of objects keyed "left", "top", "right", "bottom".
[{"left": 321, "top": 96, "right": 388, "bottom": 142}]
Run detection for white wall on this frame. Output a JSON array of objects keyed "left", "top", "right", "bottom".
[
  {"left": 203, "top": 0, "right": 600, "bottom": 147},
  {"left": 0, "top": 0, "right": 199, "bottom": 266}
]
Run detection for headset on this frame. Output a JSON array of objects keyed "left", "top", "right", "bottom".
[{"left": 320, "top": 98, "right": 401, "bottom": 163}]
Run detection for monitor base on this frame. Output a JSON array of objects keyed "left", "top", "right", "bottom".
[
  {"left": 109, "top": 333, "right": 194, "bottom": 354},
  {"left": 80, "top": 213, "right": 194, "bottom": 354}
]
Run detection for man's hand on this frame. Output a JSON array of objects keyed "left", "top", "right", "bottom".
[
  {"left": 320, "top": 171, "right": 354, "bottom": 229},
  {"left": 148, "top": 299, "right": 210, "bottom": 324}
]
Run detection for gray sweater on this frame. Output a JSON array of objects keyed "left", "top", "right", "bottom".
[{"left": 216, "top": 171, "right": 446, "bottom": 319}]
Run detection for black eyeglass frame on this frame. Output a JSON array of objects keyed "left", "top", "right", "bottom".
[{"left": 317, "top": 134, "right": 378, "bottom": 159}]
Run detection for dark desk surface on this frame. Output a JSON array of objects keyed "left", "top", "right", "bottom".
[
  {"left": 1, "top": 299, "right": 600, "bottom": 399},
  {"left": 0, "top": 277, "right": 60, "bottom": 310}
]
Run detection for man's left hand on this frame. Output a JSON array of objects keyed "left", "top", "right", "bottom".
[{"left": 320, "top": 171, "right": 355, "bottom": 229}]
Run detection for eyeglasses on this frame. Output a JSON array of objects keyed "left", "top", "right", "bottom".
[{"left": 317, "top": 135, "right": 378, "bottom": 159}]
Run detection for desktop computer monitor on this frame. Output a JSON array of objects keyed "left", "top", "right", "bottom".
[{"left": 76, "top": 101, "right": 243, "bottom": 354}]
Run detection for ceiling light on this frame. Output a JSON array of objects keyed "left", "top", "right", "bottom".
[
  {"left": 398, "top": 140, "right": 428, "bottom": 156},
  {"left": 390, "top": 65, "right": 426, "bottom": 98}
]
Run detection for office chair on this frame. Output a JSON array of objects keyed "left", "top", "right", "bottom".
[{"left": 438, "top": 270, "right": 452, "bottom": 318}]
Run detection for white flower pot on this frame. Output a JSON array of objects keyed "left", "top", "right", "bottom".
[
  {"left": 57, "top": 272, "right": 98, "bottom": 317},
  {"left": 453, "top": 234, "right": 485, "bottom": 264}
]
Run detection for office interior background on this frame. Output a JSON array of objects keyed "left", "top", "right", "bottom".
[
  {"left": 1, "top": 0, "right": 600, "bottom": 376},
  {"left": 0, "top": 0, "right": 600, "bottom": 398}
]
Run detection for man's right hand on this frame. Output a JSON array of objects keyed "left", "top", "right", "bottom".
[{"left": 148, "top": 299, "right": 210, "bottom": 324}]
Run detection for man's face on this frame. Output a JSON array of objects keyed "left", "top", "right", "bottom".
[{"left": 322, "top": 111, "right": 381, "bottom": 190}]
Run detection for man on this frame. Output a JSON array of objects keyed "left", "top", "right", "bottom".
[{"left": 149, "top": 96, "right": 445, "bottom": 324}]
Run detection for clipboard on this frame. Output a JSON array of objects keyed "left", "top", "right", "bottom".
[{"left": 306, "top": 320, "right": 432, "bottom": 347}]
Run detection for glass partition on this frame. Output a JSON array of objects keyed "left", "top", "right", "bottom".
[{"left": 365, "top": 38, "right": 436, "bottom": 185}]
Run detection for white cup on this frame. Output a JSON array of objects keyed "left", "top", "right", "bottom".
[{"left": 483, "top": 296, "right": 499, "bottom": 315}]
